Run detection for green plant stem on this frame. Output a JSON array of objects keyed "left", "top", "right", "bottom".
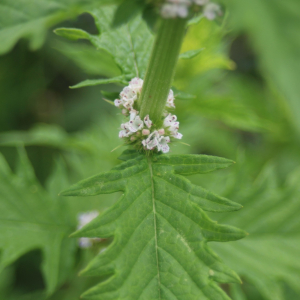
[{"left": 138, "top": 18, "right": 187, "bottom": 126}]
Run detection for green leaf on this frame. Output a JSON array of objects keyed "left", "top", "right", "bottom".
[
  {"left": 62, "top": 153, "right": 246, "bottom": 299},
  {"left": 179, "top": 48, "right": 205, "bottom": 60},
  {"left": 212, "top": 164, "right": 300, "bottom": 300},
  {"left": 226, "top": 0, "right": 300, "bottom": 133},
  {"left": 0, "top": 0, "right": 117, "bottom": 55},
  {"left": 54, "top": 28, "right": 91, "bottom": 41},
  {"left": 70, "top": 76, "right": 128, "bottom": 89},
  {"left": 0, "top": 148, "right": 75, "bottom": 294},
  {"left": 56, "top": 5, "right": 153, "bottom": 80},
  {"left": 112, "top": 0, "right": 145, "bottom": 28},
  {"left": 53, "top": 40, "right": 121, "bottom": 77}
]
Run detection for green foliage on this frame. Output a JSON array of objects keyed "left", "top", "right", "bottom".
[
  {"left": 0, "top": 147, "right": 75, "bottom": 294},
  {"left": 212, "top": 164, "right": 300, "bottom": 300},
  {"left": 62, "top": 151, "right": 246, "bottom": 299},
  {"left": 0, "top": 0, "right": 118, "bottom": 55},
  {"left": 55, "top": 5, "right": 153, "bottom": 88},
  {"left": 226, "top": 0, "right": 300, "bottom": 133}
]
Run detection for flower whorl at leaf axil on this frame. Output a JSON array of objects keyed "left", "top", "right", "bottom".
[
  {"left": 114, "top": 77, "right": 182, "bottom": 153},
  {"left": 160, "top": 0, "right": 222, "bottom": 20}
]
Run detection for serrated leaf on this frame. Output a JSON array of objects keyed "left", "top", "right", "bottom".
[
  {"left": 70, "top": 76, "right": 128, "bottom": 89},
  {"left": 0, "top": 0, "right": 117, "bottom": 55},
  {"left": 56, "top": 5, "right": 153, "bottom": 87},
  {"left": 62, "top": 153, "right": 246, "bottom": 299},
  {"left": 0, "top": 148, "right": 75, "bottom": 294},
  {"left": 179, "top": 48, "right": 205, "bottom": 60},
  {"left": 211, "top": 164, "right": 300, "bottom": 300}
]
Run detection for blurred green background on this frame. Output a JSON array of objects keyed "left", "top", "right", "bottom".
[{"left": 0, "top": 0, "right": 300, "bottom": 299}]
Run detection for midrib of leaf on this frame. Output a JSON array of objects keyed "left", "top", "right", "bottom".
[{"left": 148, "top": 157, "right": 162, "bottom": 300}]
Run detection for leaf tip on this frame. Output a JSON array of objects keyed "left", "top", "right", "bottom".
[{"left": 69, "top": 230, "right": 81, "bottom": 238}]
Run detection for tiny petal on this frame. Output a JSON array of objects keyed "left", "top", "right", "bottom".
[
  {"left": 128, "top": 116, "right": 144, "bottom": 132},
  {"left": 129, "top": 77, "right": 143, "bottom": 93},
  {"left": 166, "top": 89, "right": 175, "bottom": 108},
  {"left": 173, "top": 132, "right": 183, "bottom": 139},
  {"left": 122, "top": 109, "right": 128, "bottom": 116},
  {"left": 194, "top": 0, "right": 209, "bottom": 5},
  {"left": 114, "top": 99, "right": 123, "bottom": 107},
  {"left": 157, "top": 136, "right": 170, "bottom": 153},
  {"left": 142, "top": 131, "right": 159, "bottom": 150},
  {"left": 144, "top": 115, "right": 153, "bottom": 128},
  {"left": 203, "top": 3, "right": 222, "bottom": 20},
  {"left": 129, "top": 109, "right": 138, "bottom": 120}
]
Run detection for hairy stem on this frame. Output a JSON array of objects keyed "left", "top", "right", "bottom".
[{"left": 138, "top": 18, "right": 187, "bottom": 126}]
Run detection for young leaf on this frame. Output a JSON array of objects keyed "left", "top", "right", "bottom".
[
  {"left": 55, "top": 5, "right": 153, "bottom": 88},
  {"left": 70, "top": 76, "right": 128, "bottom": 89},
  {"left": 62, "top": 152, "right": 246, "bottom": 299},
  {"left": 179, "top": 48, "right": 205, "bottom": 60}
]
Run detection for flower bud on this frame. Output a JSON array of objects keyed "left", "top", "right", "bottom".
[
  {"left": 158, "top": 129, "right": 165, "bottom": 135},
  {"left": 142, "top": 129, "right": 150, "bottom": 136}
]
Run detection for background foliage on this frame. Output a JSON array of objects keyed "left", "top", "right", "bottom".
[{"left": 0, "top": 0, "right": 300, "bottom": 299}]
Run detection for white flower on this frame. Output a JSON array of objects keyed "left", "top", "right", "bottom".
[
  {"left": 161, "top": 3, "right": 189, "bottom": 18},
  {"left": 168, "top": 0, "right": 192, "bottom": 4},
  {"left": 128, "top": 116, "right": 144, "bottom": 133},
  {"left": 119, "top": 122, "right": 131, "bottom": 138},
  {"left": 166, "top": 89, "right": 175, "bottom": 108},
  {"left": 163, "top": 113, "right": 178, "bottom": 127},
  {"left": 120, "top": 86, "right": 137, "bottom": 101},
  {"left": 114, "top": 99, "right": 122, "bottom": 107},
  {"left": 194, "top": 0, "right": 209, "bottom": 5},
  {"left": 77, "top": 211, "right": 100, "bottom": 249},
  {"left": 157, "top": 136, "right": 170, "bottom": 153},
  {"left": 172, "top": 131, "right": 183, "bottom": 139},
  {"left": 144, "top": 115, "right": 153, "bottom": 128},
  {"left": 123, "top": 98, "right": 135, "bottom": 110},
  {"left": 142, "top": 131, "right": 159, "bottom": 150},
  {"left": 78, "top": 211, "right": 99, "bottom": 229},
  {"left": 129, "top": 109, "right": 139, "bottom": 121},
  {"left": 120, "top": 86, "right": 137, "bottom": 110},
  {"left": 163, "top": 113, "right": 183, "bottom": 139},
  {"left": 161, "top": 4, "right": 177, "bottom": 18},
  {"left": 203, "top": 3, "right": 222, "bottom": 20},
  {"left": 129, "top": 77, "right": 143, "bottom": 93}
]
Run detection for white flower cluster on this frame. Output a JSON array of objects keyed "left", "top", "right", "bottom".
[
  {"left": 77, "top": 211, "right": 102, "bottom": 248},
  {"left": 114, "top": 77, "right": 182, "bottom": 153},
  {"left": 161, "top": 0, "right": 221, "bottom": 20}
]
